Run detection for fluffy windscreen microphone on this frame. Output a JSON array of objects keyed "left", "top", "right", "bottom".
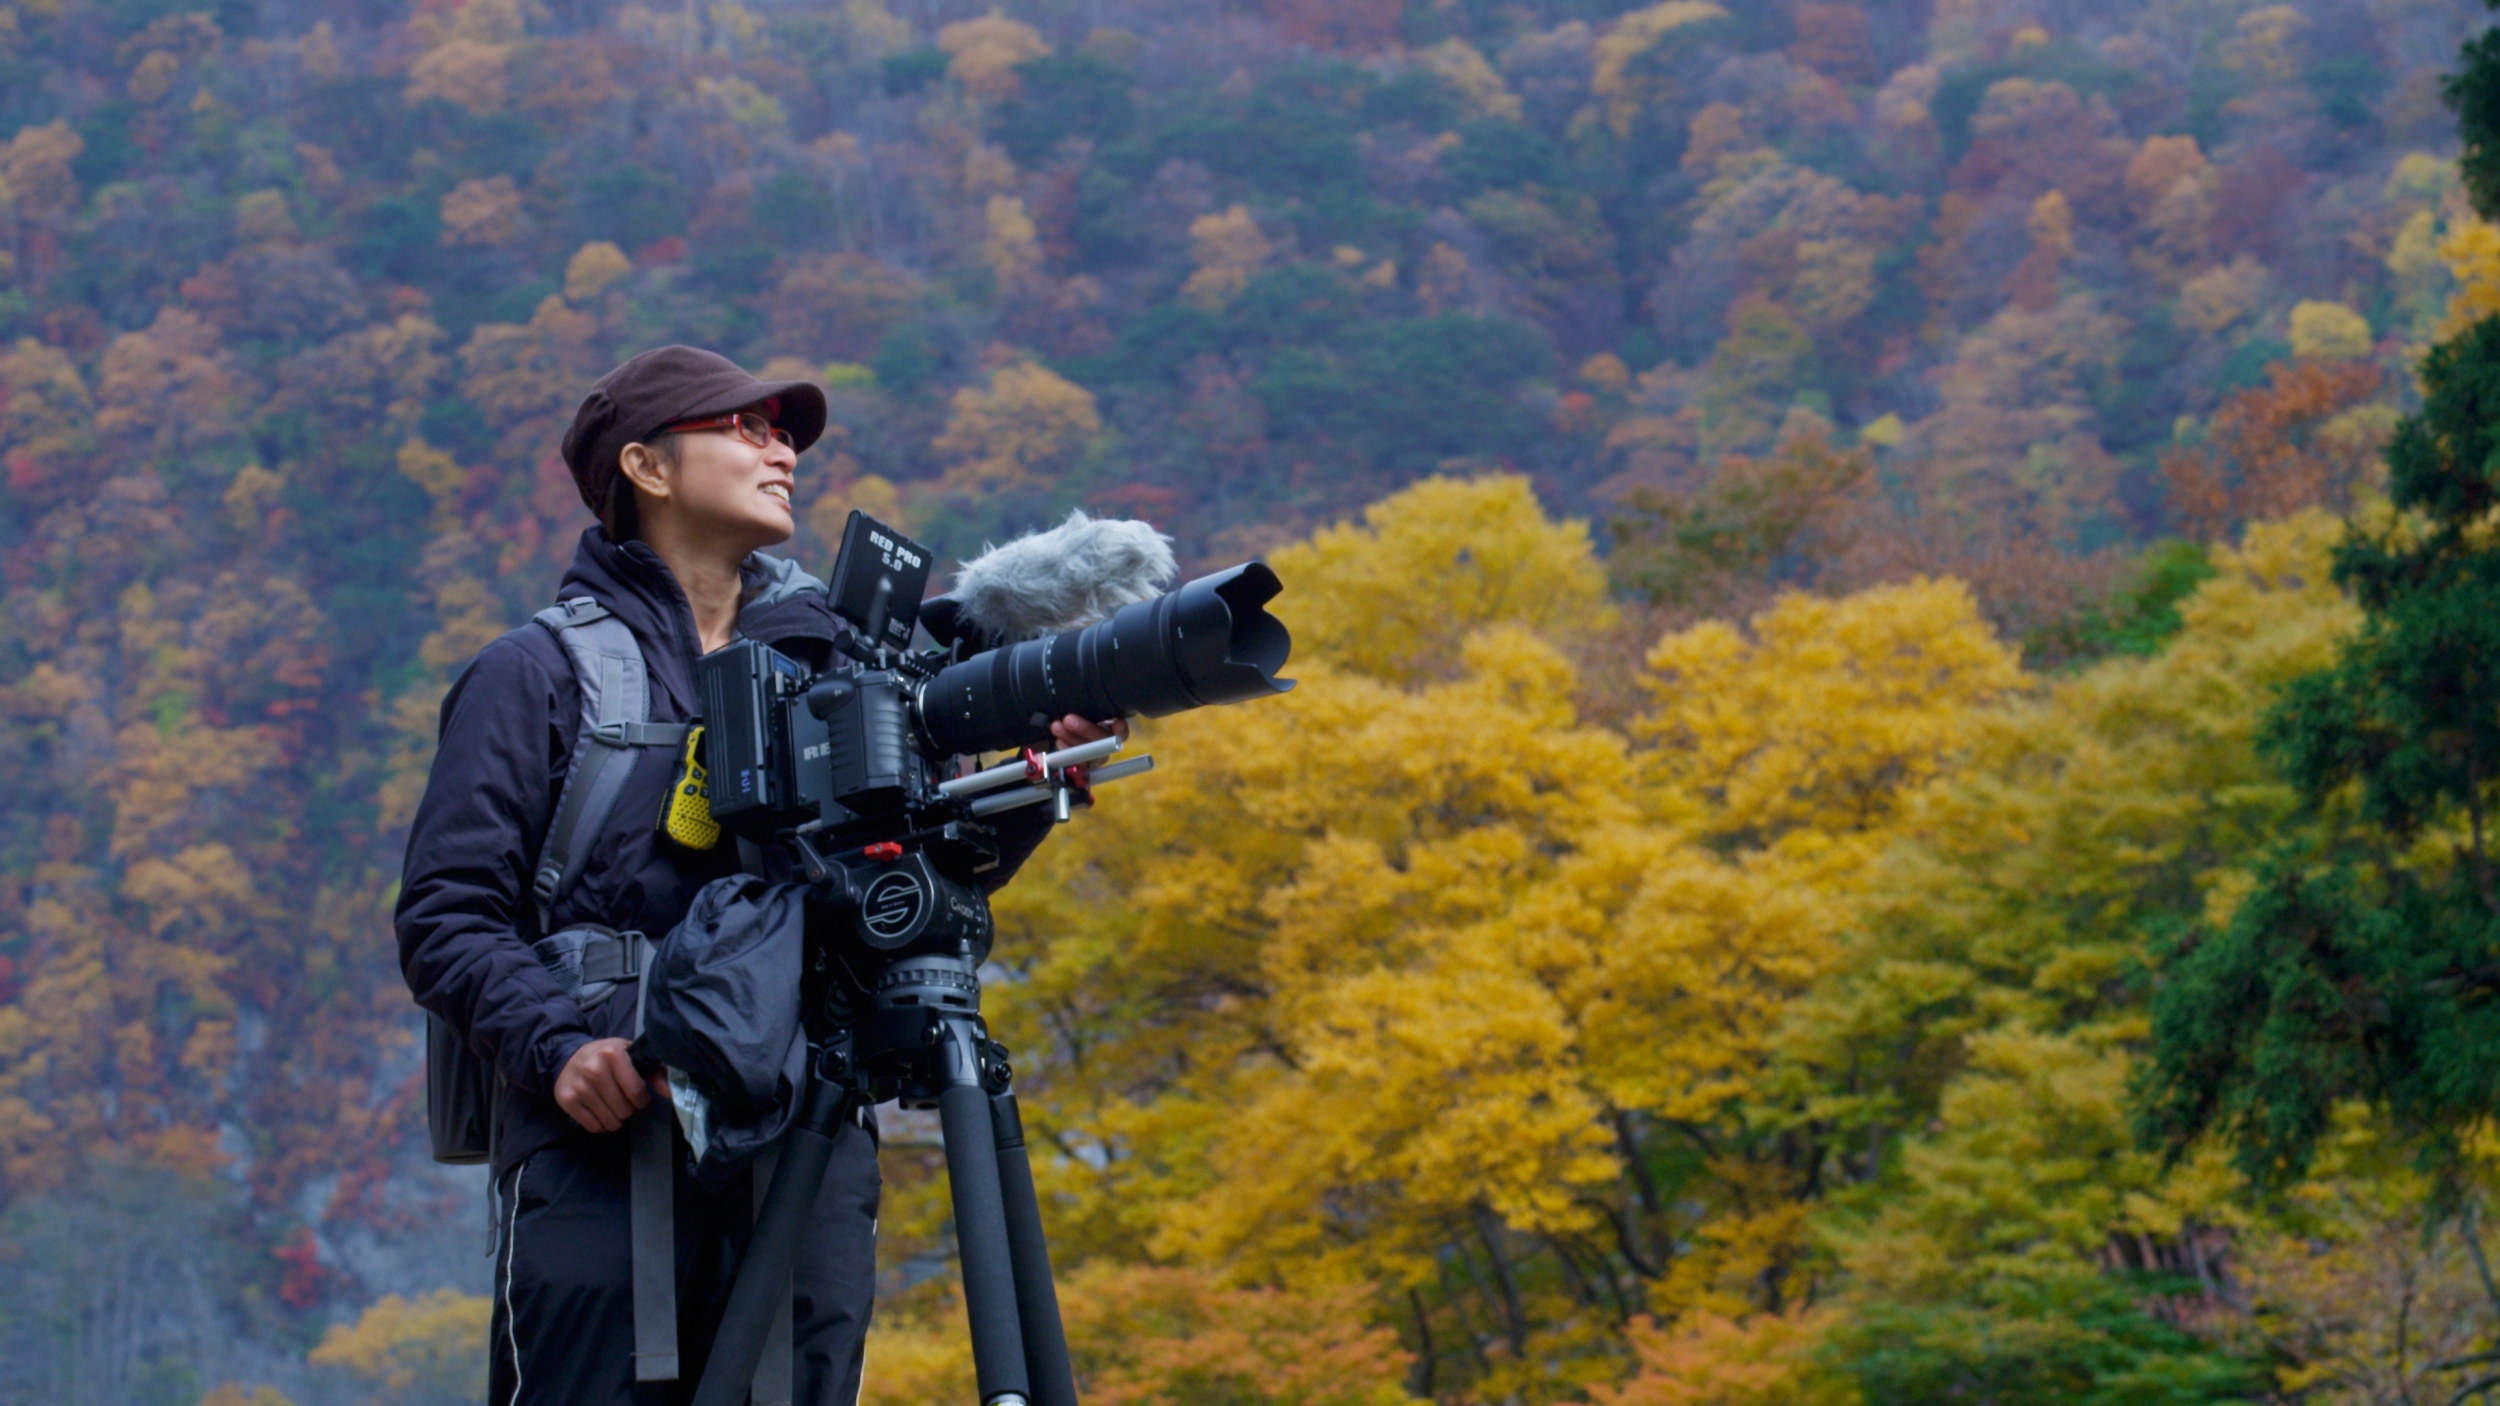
[{"left": 947, "top": 509, "right": 1178, "bottom": 644}]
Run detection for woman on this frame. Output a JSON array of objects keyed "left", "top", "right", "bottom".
[{"left": 397, "top": 345, "right": 1113, "bottom": 1405}]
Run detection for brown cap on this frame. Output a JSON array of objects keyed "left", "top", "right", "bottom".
[{"left": 560, "top": 345, "right": 830, "bottom": 525}]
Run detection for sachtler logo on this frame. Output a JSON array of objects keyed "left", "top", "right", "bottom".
[{"left": 861, "top": 871, "right": 926, "bottom": 942}]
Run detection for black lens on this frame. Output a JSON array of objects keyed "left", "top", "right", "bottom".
[{"left": 917, "top": 563, "right": 1295, "bottom": 756}]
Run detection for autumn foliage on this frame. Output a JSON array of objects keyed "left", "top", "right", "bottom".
[
  {"left": 0, "top": 0, "right": 2495, "bottom": 1398},
  {"left": 2162, "top": 358, "right": 2389, "bottom": 542}
]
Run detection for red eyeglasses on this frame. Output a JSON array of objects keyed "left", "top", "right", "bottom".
[{"left": 659, "top": 409, "right": 795, "bottom": 450}]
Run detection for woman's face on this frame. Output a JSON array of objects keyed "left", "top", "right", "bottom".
[{"left": 623, "top": 406, "right": 799, "bottom": 554}]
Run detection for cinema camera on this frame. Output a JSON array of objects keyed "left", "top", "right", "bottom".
[{"left": 684, "top": 511, "right": 1293, "bottom": 1406}]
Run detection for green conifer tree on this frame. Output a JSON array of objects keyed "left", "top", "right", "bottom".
[
  {"left": 2140, "top": 314, "right": 2500, "bottom": 1184},
  {"left": 2140, "top": 0, "right": 2500, "bottom": 1191}
]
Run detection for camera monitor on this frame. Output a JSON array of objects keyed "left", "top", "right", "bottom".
[{"left": 829, "top": 510, "right": 932, "bottom": 649}]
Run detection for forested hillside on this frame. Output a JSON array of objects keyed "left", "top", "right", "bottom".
[{"left": 4, "top": 0, "right": 2499, "bottom": 1400}]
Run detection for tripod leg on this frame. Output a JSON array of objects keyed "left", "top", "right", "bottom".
[
  {"left": 992, "top": 1093, "right": 1078, "bottom": 1406},
  {"left": 690, "top": 1078, "right": 850, "bottom": 1406},
  {"left": 940, "top": 1055, "right": 1033, "bottom": 1404}
]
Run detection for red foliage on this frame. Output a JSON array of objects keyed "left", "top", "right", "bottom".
[
  {"left": 275, "top": 1228, "right": 333, "bottom": 1310},
  {"left": 1947, "top": 81, "right": 2131, "bottom": 221},
  {"left": 2212, "top": 146, "right": 2309, "bottom": 264},
  {"left": 1259, "top": 0, "right": 1402, "bottom": 52}
]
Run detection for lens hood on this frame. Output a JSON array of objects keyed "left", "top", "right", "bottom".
[{"left": 918, "top": 562, "right": 1295, "bottom": 756}]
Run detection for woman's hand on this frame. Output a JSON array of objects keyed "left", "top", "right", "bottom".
[
  {"left": 555, "top": 1037, "right": 669, "bottom": 1133},
  {"left": 1047, "top": 714, "right": 1130, "bottom": 749}
]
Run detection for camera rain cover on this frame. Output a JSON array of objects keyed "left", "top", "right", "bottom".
[{"left": 639, "top": 874, "right": 809, "bottom": 1183}]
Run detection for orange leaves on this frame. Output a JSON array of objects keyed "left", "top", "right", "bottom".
[
  {"left": 1683, "top": 103, "right": 1753, "bottom": 177},
  {"left": 1788, "top": 5, "right": 1875, "bottom": 83},
  {"left": 1852, "top": 294, "right": 2134, "bottom": 636},
  {"left": 0, "top": 518, "right": 337, "bottom": 1203},
  {"left": 2002, "top": 191, "right": 2074, "bottom": 313},
  {"left": 94, "top": 307, "right": 249, "bottom": 460},
  {"left": 456, "top": 294, "right": 599, "bottom": 433},
  {"left": 272, "top": 313, "right": 446, "bottom": 436},
  {"left": 1949, "top": 79, "right": 2131, "bottom": 222},
  {"left": 119, "top": 12, "right": 222, "bottom": 105},
  {"left": 768, "top": 253, "right": 918, "bottom": 362},
  {"left": 198, "top": 1385, "right": 296, "bottom": 1406},
  {"left": 147, "top": 1120, "right": 234, "bottom": 1177},
  {"left": 2161, "top": 358, "right": 2386, "bottom": 542},
  {"left": 2127, "top": 135, "right": 2209, "bottom": 217},
  {"left": 118, "top": 845, "right": 263, "bottom": 943},
  {"left": 866, "top": 1266, "right": 1420, "bottom": 1406},
  {"left": 1590, "top": 1308, "right": 1849, "bottom": 1406},
  {"left": 1063, "top": 1265, "right": 1418, "bottom": 1406},
  {"left": 514, "top": 34, "right": 620, "bottom": 125},
  {"left": 0, "top": 335, "right": 92, "bottom": 501}
]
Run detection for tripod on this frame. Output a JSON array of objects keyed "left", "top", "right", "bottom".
[
  {"left": 685, "top": 736, "right": 1147, "bottom": 1406},
  {"left": 690, "top": 950, "right": 1079, "bottom": 1406}
]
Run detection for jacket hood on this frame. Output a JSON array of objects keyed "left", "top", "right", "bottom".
[{"left": 555, "top": 529, "right": 844, "bottom": 710}]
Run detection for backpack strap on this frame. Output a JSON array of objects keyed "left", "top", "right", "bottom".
[
  {"left": 528, "top": 597, "right": 688, "bottom": 1385},
  {"left": 529, "top": 600, "right": 692, "bottom": 935}
]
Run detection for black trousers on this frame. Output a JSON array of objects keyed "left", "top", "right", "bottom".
[{"left": 489, "top": 1119, "right": 880, "bottom": 1406}]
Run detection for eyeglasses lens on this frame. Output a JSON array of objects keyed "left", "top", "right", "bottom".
[{"left": 735, "top": 412, "right": 793, "bottom": 449}]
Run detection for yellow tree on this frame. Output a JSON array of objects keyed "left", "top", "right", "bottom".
[
  {"left": 863, "top": 1264, "right": 1421, "bottom": 1406},
  {"left": 309, "top": 1289, "right": 491, "bottom": 1402},
  {"left": 1784, "top": 511, "right": 2362, "bottom": 1399},
  {"left": 932, "top": 361, "right": 1101, "bottom": 495},
  {"left": 986, "top": 476, "right": 2029, "bottom": 1401},
  {"left": 1182, "top": 206, "right": 1273, "bottom": 311},
  {"left": 937, "top": 12, "right": 1048, "bottom": 101},
  {"left": 1267, "top": 474, "right": 1612, "bottom": 684}
]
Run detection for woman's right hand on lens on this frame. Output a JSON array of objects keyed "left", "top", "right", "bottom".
[{"left": 555, "top": 1036, "right": 667, "bottom": 1133}]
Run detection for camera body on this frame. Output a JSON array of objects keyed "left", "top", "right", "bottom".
[{"left": 697, "top": 646, "right": 950, "bottom": 846}]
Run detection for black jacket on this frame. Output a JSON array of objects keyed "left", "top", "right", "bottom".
[{"left": 396, "top": 528, "right": 1048, "bottom": 1174}]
